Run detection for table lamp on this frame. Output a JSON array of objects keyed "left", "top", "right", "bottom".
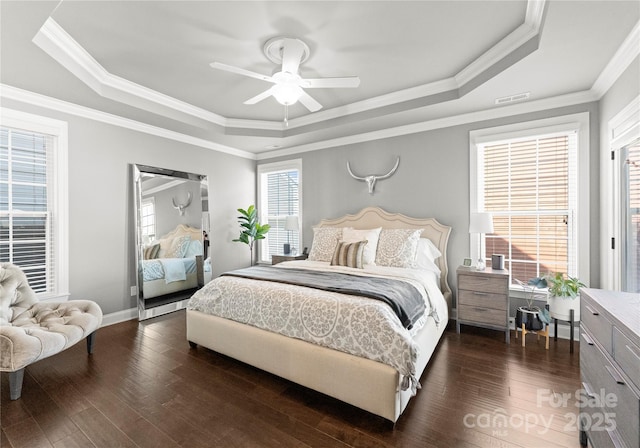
[
  {"left": 469, "top": 212, "right": 494, "bottom": 270},
  {"left": 284, "top": 215, "right": 299, "bottom": 255}
]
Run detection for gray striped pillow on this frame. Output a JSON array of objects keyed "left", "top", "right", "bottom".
[{"left": 330, "top": 240, "right": 368, "bottom": 269}]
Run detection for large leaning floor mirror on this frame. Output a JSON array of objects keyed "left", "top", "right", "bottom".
[{"left": 132, "top": 164, "right": 210, "bottom": 320}]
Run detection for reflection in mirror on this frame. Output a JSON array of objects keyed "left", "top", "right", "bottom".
[{"left": 132, "top": 164, "right": 210, "bottom": 320}]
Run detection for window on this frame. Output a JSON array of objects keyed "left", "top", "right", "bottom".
[
  {"left": 620, "top": 139, "right": 640, "bottom": 292},
  {"left": 0, "top": 109, "right": 68, "bottom": 300},
  {"left": 140, "top": 198, "right": 156, "bottom": 242},
  {"left": 470, "top": 114, "right": 590, "bottom": 287},
  {"left": 257, "top": 160, "right": 302, "bottom": 263}
]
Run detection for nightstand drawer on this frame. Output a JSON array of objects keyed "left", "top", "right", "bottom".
[
  {"left": 458, "top": 289, "right": 507, "bottom": 311},
  {"left": 458, "top": 274, "right": 508, "bottom": 295},
  {"left": 458, "top": 305, "right": 506, "bottom": 326}
]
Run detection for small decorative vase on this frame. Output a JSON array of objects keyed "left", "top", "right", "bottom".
[{"left": 515, "top": 306, "right": 543, "bottom": 331}]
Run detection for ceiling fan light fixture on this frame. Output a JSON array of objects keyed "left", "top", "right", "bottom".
[{"left": 272, "top": 84, "right": 303, "bottom": 106}]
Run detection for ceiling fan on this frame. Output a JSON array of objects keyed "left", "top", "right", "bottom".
[{"left": 210, "top": 37, "right": 360, "bottom": 114}]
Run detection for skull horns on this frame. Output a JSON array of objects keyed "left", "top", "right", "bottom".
[{"left": 347, "top": 157, "right": 400, "bottom": 194}]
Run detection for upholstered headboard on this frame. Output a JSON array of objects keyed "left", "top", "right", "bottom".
[{"left": 318, "top": 207, "right": 452, "bottom": 311}]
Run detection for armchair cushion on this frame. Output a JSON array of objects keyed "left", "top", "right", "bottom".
[{"left": 0, "top": 263, "right": 103, "bottom": 373}]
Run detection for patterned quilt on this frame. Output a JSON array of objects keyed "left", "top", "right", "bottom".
[{"left": 187, "top": 261, "right": 446, "bottom": 394}]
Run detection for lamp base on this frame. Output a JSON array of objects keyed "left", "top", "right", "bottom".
[{"left": 476, "top": 259, "right": 486, "bottom": 270}]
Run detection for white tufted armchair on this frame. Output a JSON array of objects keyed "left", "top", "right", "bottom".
[{"left": 0, "top": 263, "right": 103, "bottom": 400}]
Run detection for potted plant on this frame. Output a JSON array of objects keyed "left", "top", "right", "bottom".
[
  {"left": 232, "top": 205, "right": 270, "bottom": 265},
  {"left": 544, "top": 272, "right": 585, "bottom": 321},
  {"left": 514, "top": 278, "right": 548, "bottom": 331}
]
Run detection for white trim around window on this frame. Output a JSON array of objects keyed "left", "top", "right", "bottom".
[
  {"left": 606, "top": 95, "right": 640, "bottom": 290},
  {"left": 1, "top": 107, "right": 69, "bottom": 301},
  {"left": 469, "top": 112, "right": 590, "bottom": 288},
  {"left": 257, "top": 159, "right": 303, "bottom": 264}
]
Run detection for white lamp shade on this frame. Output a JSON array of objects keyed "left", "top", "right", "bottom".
[
  {"left": 469, "top": 212, "right": 494, "bottom": 234},
  {"left": 284, "top": 215, "right": 299, "bottom": 231}
]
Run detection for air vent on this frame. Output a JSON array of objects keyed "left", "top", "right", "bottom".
[{"left": 495, "top": 92, "right": 530, "bottom": 105}]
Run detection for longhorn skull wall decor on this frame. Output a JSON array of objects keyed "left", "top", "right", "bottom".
[
  {"left": 346, "top": 157, "right": 400, "bottom": 194},
  {"left": 172, "top": 192, "right": 192, "bottom": 216}
]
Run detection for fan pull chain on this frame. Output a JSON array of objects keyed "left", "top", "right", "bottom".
[{"left": 284, "top": 104, "right": 289, "bottom": 127}]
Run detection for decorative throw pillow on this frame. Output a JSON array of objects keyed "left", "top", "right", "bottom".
[
  {"left": 415, "top": 238, "right": 442, "bottom": 266},
  {"left": 331, "top": 240, "right": 368, "bottom": 269},
  {"left": 184, "top": 239, "right": 203, "bottom": 258},
  {"left": 308, "top": 227, "right": 343, "bottom": 262},
  {"left": 144, "top": 243, "right": 161, "bottom": 260},
  {"left": 341, "top": 227, "right": 382, "bottom": 265},
  {"left": 375, "top": 228, "right": 423, "bottom": 268},
  {"left": 165, "top": 235, "right": 191, "bottom": 258}
]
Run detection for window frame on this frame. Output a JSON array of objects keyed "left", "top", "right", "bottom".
[
  {"left": 1, "top": 108, "right": 69, "bottom": 301},
  {"left": 469, "top": 113, "right": 590, "bottom": 292},
  {"left": 256, "top": 159, "right": 302, "bottom": 264},
  {"left": 607, "top": 95, "right": 640, "bottom": 291}
]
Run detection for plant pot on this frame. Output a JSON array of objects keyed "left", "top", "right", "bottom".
[
  {"left": 548, "top": 295, "right": 580, "bottom": 321},
  {"left": 515, "top": 306, "right": 544, "bottom": 331}
]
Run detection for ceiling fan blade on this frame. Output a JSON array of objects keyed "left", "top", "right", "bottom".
[
  {"left": 281, "top": 38, "right": 305, "bottom": 74},
  {"left": 302, "top": 77, "right": 361, "bottom": 88},
  {"left": 244, "top": 87, "right": 275, "bottom": 105},
  {"left": 298, "top": 91, "right": 322, "bottom": 112},
  {"left": 210, "top": 62, "right": 274, "bottom": 83}
]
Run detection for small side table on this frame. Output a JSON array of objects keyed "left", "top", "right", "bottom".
[
  {"left": 271, "top": 254, "right": 308, "bottom": 265},
  {"left": 515, "top": 307, "right": 550, "bottom": 349},
  {"left": 553, "top": 309, "right": 576, "bottom": 353}
]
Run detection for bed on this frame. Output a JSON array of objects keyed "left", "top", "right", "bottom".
[
  {"left": 140, "top": 224, "right": 206, "bottom": 299},
  {"left": 186, "top": 207, "right": 452, "bottom": 422}
]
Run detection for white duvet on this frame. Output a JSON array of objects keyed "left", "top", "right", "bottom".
[{"left": 187, "top": 260, "right": 447, "bottom": 393}]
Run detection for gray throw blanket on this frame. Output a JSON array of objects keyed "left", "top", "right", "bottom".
[{"left": 222, "top": 266, "right": 426, "bottom": 329}]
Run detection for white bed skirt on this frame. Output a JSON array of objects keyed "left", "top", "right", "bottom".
[{"left": 186, "top": 307, "right": 447, "bottom": 422}]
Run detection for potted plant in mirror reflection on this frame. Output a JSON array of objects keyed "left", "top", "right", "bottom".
[
  {"left": 514, "top": 278, "right": 550, "bottom": 331},
  {"left": 233, "top": 205, "right": 270, "bottom": 266}
]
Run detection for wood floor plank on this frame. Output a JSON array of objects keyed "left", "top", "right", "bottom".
[{"left": 0, "top": 311, "right": 585, "bottom": 447}]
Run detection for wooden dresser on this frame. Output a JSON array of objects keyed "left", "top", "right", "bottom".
[
  {"left": 579, "top": 288, "right": 640, "bottom": 448},
  {"left": 456, "top": 267, "right": 510, "bottom": 343}
]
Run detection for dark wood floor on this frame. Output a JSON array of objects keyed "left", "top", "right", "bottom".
[{"left": 1, "top": 311, "right": 583, "bottom": 448}]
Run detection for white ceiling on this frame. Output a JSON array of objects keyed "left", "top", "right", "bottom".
[{"left": 1, "top": 1, "right": 638, "bottom": 157}]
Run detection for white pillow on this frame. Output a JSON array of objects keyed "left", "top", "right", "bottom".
[
  {"left": 374, "top": 228, "right": 423, "bottom": 268},
  {"left": 308, "top": 227, "right": 343, "bottom": 262},
  {"left": 415, "top": 238, "right": 442, "bottom": 264},
  {"left": 341, "top": 227, "right": 382, "bottom": 265}
]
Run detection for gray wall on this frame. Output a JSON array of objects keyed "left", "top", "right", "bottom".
[
  {"left": 3, "top": 98, "right": 255, "bottom": 316},
  {"left": 261, "top": 102, "right": 601, "bottom": 308}
]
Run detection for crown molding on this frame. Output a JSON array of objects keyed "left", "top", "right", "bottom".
[
  {"left": 591, "top": 20, "right": 640, "bottom": 98},
  {"left": 256, "top": 89, "right": 598, "bottom": 160},
  {"left": 33, "top": 18, "right": 228, "bottom": 128},
  {"left": 33, "top": 1, "right": 547, "bottom": 134},
  {"left": 0, "top": 84, "right": 256, "bottom": 160}
]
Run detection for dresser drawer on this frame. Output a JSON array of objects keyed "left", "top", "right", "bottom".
[
  {"left": 458, "top": 274, "right": 507, "bottom": 295},
  {"left": 458, "top": 305, "right": 506, "bottom": 327},
  {"left": 581, "top": 329, "right": 640, "bottom": 448},
  {"left": 458, "top": 289, "right": 507, "bottom": 311},
  {"left": 582, "top": 296, "right": 613, "bottom": 355},
  {"left": 613, "top": 327, "right": 640, "bottom": 391}
]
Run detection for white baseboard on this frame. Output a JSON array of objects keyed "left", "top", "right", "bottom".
[{"left": 101, "top": 308, "right": 137, "bottom": 327}]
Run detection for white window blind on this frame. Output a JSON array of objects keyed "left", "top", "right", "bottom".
[
  {"left": 0, "top": 127, "right": 56, "bottom": 293},
  {"left": 257, "top": 160, "right": 302, "bottom": 263},
  {"left": 477, "top": 131, "right": 579, "bottom": 285},
  {"left": 141, "top": 198, "right": 156, "bottom": 242}
]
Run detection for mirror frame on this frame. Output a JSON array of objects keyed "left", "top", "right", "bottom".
[{"left": 132, "top": 163, "right": 209, "bottom": 320}]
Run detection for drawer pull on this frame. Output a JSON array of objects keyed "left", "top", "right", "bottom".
[
  {"left": 473, "top": 292, "right": 488, "bottom": 296},
  {"left": 580, "top": 332, "right": 594, "bottom": 346},
  {"left": 608, "top": 428, "right": 624, "bottom": 448},
  {"left": 585, "top": 305, "right": 599, "bottom": 316},
  {"left": 626, "top": 344, "right": 640, "bottom": 361},
  {"left": 604, "top": 365, "right": 625, "bottom": 385},
  {"left": 581, "top": 381, "right": 596, "bottom": 398}
]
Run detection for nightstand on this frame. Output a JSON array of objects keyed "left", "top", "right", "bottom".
[
  {"left": 271, "top": 254, "right": 308, "bottom": 265},
  {"left": 456, "top": 266, "right": 510, "bottom": 343}
]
